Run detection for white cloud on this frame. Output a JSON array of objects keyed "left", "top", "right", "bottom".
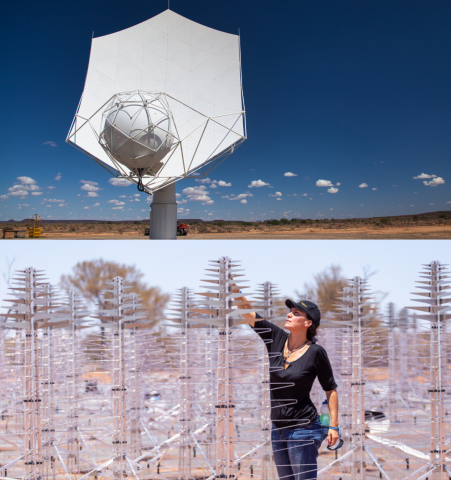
[
  {"left": 43, "top": 141, "right": 57, "bottom": 147},
  {"left": 83, "top": 206, "right": 90, "bottom": 210},
  {"left": 269, "top": 192, "right": 282, "bottom": 197},
  {"left": 414, "top": 173, "right": 437, "bottom": 179},
  {"left": 58, "top": 202, "right": 68, "bottom": 207},
  {"left": 182, "top": 185, "right": 214, "bottom": 203},
  {"left": 284, "top": 172, "right": 297, "bottom": 177},
  {"left": 327, "top": 187, "right": 339, "bottom": 194},
  {"left": 109, "top": 178, "right": 132, "bottom": 187},
  {"left": 423, "top": 177, "right": 445, "bottom": 187},
  {"left": 31, "top": 192, "right": 43, "bottom": 196},
  {"left": 108, "top": 200, "right": 126, "bottom": 206},
  {"left": 189, "top": 194, "right": 211, "bottom": 202},
  {"left": 17, "top": 203, "right": 29, "bottom": 207},
  {"left": 229, "top": 193, "right": 253, "bottom": 201},
  {"left": 146, "top": 196, "right": 153, "bottom": 204},
  {"left": 329, "top": 208, "right": 334, "bottom": 210},
  {"left": 0, "top": 195, "right": 9, "bottom": 201},
  {"left": 86, "top": 192, "right": 99, "bottom": 197},
  {"left": 81, "top": 183, "right": 101, "bottom": 192},
  {"left": 276, "top": 198, "right": 282, "bottom": 200},
  {"left": 47, "top": 199, "right": 64, "bottom": 203},
  {"left": 221, "top": 195, "right": 230, "bottom": 199},
  {"left": 336, "top": 182, "right": 341, "bottom": 186},
  {"left": 112, "top": 206, "right": 124, "bottom": 210},
  {"left": 47, "top": 186, "right": 56, "bottom": 190},
  {"left": 8, "top": 189, "right": 29, "bottom": 197},
  {"left": 92, "top": 203, "right": 100, "bottom": 207},
  {"left": 80, "top": 179, "right": 99, "bottom": 186},
  {"left": 316, "top": 179, "right": 334, "bottom": 187},
  {"left": 6, "top": 179, "right": 42, "bottom": 198},
  {"left": 195, "top": 178, "right": 212, "bottom": 184},
  {"left": 17, "top": 176, "right": 37, "bottom": 185},
  {"left": 208, "top": 212, "right": 213, "bottom": 215},
  {"left": 210, "top": 183, "right": 217, "bottom": 189},
  {"left": 119, "top": 195, "right": 127, "bottom": 198},
  {"left": 133, "top": 194, "right": 140, "bottom": 197},
  {"left": 217, "top": 180, "right": 232, "bottom": 187},
  {"left": 177, "top": 199, "right": 187, "bottom": 204},
  {"left": 182, "top": 186, "right": 208, "bottom": 196},
  {"left": 358, "top": 183, "right": 368, "bottom": 188},
  {"left": 372, "top": 188, "right": 377, "bottom": 191},
  {"left": 54, "top": 173, "right": 62, "bottom": 181},
  {"left": 240, "top": 199, "right": 248, "bottom": 204},
  {"left": 248, "top": 180, "right": 270, "bottom": 188}
]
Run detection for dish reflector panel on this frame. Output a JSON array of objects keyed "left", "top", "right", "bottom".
[{"left": 67, "top": 10, "right": 246, "bottom": 192}]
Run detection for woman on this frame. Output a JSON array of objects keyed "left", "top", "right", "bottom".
[{"left": 239, "top": 297, "right": 339, "bottom": 480}]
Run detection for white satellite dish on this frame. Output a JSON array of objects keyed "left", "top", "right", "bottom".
[{"left": 67, "top": 9, "right": 246, "bottom": 238}]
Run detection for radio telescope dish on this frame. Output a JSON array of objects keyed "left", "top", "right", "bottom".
[{"left": 66, "top": 9, "right": 246, "bottom": 194}]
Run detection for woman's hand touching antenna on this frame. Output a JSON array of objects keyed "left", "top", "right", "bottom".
[{"left": 231, "top": 282, "right": 256, "bottom": 326}]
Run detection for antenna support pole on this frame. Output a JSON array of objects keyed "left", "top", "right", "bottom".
[{"left": 149, "top": 183, "right": 177, "bottom": 240}]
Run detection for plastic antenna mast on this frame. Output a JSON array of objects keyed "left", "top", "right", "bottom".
[
  {"left": 0, "top": 268, "right": 69, "bottom": 480},
  {"left": 187, "top": 257, "right": 254, "bottom": 480},
  {"left": 406, "top": 261, "right": 451, "bottom": 480},
  {"left": 319, "top": 277, "right": 389, "bottom": 480}
]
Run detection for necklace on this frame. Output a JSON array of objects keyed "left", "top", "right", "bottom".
[{"left": 284, "top": 338, "right": 310, "bottom": 360}]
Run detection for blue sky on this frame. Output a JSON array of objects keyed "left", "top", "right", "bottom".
[
  {"left": 1, "top": 240, "right": 448, "bottom": 316},
  {"left": 1, "top": 0, "right": 450, "bottom": 221}
]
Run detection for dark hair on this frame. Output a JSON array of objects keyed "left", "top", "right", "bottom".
[{"left": 306, "top": 313, "right": 317, "bottom": 341}]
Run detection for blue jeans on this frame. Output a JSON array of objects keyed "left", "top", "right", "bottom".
[{"left": 271, "top": 418, "right": 328, "bottom": 480}]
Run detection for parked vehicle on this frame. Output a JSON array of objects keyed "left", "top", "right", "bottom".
[
  {"left": 177, "top": 222, "right": 189, "bottom": 236},
  {"left": 144, "top": 222, "right": 190, "bottom": 236}
]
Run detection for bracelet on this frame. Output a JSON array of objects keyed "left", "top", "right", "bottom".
[{"left": 328, "top": 426, "right": 340, "bottom": 430}]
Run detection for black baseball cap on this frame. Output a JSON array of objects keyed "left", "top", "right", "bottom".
[{"left": 285, "top": 299, "right": 321, "bottom": 327}]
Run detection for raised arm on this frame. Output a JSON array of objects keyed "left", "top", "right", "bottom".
[{"left": 231, "top": 283, "right": 257, "bottom": 327}]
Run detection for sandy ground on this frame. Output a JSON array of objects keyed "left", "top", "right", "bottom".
[{"left": 4, "top": 225, "right": 451, "bottom": 240}]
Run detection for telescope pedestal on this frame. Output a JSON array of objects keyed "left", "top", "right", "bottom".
[{"left": 149, "top": 184, "right": 177, "bottom": 240}]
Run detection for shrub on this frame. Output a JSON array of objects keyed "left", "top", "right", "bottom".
[
  {"left": 216, "top": 221, "right": 225, "bottom": 227},
  {"left": 380, "top": 217, "right": 391, "bottom": 224},
  {"left": 242, "top": 222, "right": 253, "bottom": 226},
  {"left": 300, "top": 220, "right": 307, "bottom": 224},
  {"left": 438, "top": 213, "right": 447, "bottom": 219},
  {"left": 280, "top": 218, "right": 289, "bottom": 224},
  {"left": 270, "top": 220, "right": 280, "bottom": 226},
  {"left": 412, "top": 216, "right": 419, "bottom": 221},
  {"left": 133, "top": 221, "right": 140, "bottom": 225}
]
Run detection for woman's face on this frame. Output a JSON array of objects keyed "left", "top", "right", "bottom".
[{"left": 284, "top": 307, "right": 312, "bottom": 332}]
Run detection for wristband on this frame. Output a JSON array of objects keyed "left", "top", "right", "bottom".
[{"left": 328, "top": 426, "right": 340, "bottom": 430}]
